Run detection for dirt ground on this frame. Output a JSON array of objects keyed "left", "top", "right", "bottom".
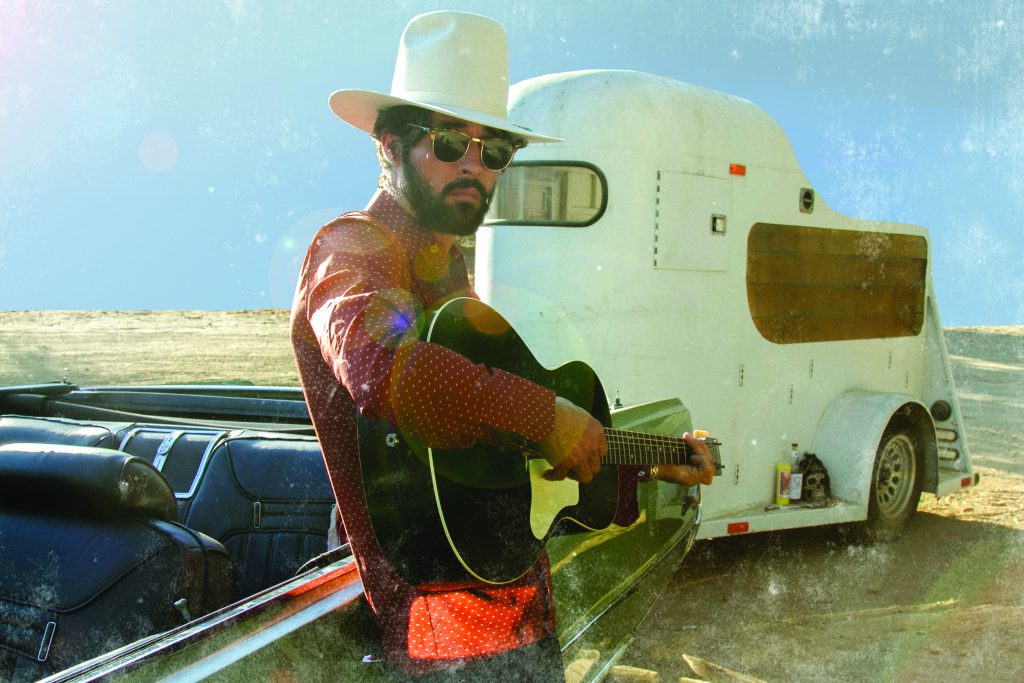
[
  {"left": 617, "top": 326, "right": 1024, "bottom": 683},
  {"left": 0, "top": 311, "right": 1021, "bottom": 682}
]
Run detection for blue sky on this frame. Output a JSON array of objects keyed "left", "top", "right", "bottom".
[{"left": 1, "top": 0, "right": 1021, "bottom": 325}]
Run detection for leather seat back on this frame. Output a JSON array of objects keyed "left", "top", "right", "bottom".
[
  {"left": 0, "top": 415, "right": 128, "bottom": 449},
  {"left": 183, "top": 434, "right": 334, "bottom": 598},
  {"left": 0, "top": 444, "right": 233, "bottom": 681}
]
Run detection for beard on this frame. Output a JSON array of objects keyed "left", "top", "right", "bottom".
[{"left": 400, "top": 159, "right": 493, "bottom": 237}]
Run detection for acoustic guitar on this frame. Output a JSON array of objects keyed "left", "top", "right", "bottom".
[{"left": 358, "top": 297, "right": 720, "bottom": 585}]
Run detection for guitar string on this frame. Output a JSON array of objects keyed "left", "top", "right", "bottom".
[{"left": 603, "top": 428, "right": 691, "bottom": 465}]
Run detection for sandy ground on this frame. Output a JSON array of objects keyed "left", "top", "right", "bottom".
[
  {"left": 0, "top": 309, "right": 301, "bottom": 387},
  {"left": 0, "top": 311, "right": 1021, "bottom": 682},
  {"left": 617, "top": 326, "right": 1024, "bottom": 683}
]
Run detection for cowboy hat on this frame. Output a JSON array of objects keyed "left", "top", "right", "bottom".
[{"left": 328, "top": 11, "right": 560, "bottom": 144}]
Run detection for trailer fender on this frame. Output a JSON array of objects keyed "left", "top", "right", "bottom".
[{"left": 810, "top": 391, "right": 937, "bottom": 506}]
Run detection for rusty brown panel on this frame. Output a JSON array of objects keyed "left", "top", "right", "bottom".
[
  {"left": 748, "top": 223, "right": 928, "bottom": 259},
  {"left": 746, "top": 223, "right": 927, "bottom": 343},
  {"left": 750, "top": 311, "right": 924, "bottom": 343},
  {"left": 746, "top": 252, "right": 927, "bottom": 288},
  {"left": 746, "top": 284, "right": 925, "bottom": 317}
]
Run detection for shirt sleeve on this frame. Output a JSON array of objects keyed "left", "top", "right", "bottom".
[{"left": 300, "top": 215, "right": 555, "bottom": 449}]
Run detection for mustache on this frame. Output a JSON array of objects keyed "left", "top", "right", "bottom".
[{"left": 443, "top": 178, "right": 489, "bottom": 199}]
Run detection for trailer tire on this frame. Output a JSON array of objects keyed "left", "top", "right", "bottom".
[{"left": 864, "top": 422, "right": 923, "bottom": 541}]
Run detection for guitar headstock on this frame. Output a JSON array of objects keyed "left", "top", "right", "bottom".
[{"left": 694, "top": 430, "right": 724, "bottom": 476}]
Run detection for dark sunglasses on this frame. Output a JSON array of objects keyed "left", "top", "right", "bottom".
[{"left": 407, "top": 123, "right": 521, "bottom": 171}]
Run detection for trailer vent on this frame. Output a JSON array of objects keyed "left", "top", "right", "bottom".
[{"left": 800, "top": 188, "right": 815, "bottom": 213}]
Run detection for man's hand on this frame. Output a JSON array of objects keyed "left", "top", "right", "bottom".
[
  {"left": 537, "top": 397, "right": 607, "bottom": 484},
  {"left": 655, "top": 432, "right": 716, "bottom": 486}
]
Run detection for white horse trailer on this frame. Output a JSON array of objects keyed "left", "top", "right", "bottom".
[{"left": 477, "top": 70, "right": 976, "bottom": 540}]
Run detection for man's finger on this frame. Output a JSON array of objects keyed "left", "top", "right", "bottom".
[
  {"left": 573, "top": 460, "right": 594, "bottom": 484},
  {"left": 543, "top": 460, "right": 572, "bottom": 481}
]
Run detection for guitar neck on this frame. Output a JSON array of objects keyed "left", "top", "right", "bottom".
[{"left": 604, "top": 428, "right": 699, "bottom": 466}]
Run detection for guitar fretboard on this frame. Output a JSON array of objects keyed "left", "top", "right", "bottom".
[{"left": 603, "top": 428, "right": 695, "bottom": 466}]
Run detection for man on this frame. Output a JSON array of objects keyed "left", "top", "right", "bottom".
[{"left": 291, "top": 11, "right": 714, "bottom": 681}]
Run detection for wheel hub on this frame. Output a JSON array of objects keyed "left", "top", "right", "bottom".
[{"left": 876, "top": 433, "right": 916, "bottom": 519}]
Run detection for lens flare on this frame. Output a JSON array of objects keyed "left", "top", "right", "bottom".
[{"left": 0, "top": 0, "right": 27, "bottom": 60}]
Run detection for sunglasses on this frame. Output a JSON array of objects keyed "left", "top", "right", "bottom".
[{"left": 407, "top": 124, "right": 521, "bottom": 171}]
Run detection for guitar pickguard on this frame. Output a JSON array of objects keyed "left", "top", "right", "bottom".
[{"left": 527, "top": 459, "right": 580, "bottom": 539}]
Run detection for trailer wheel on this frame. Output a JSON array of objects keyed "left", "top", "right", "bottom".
[{"left": 865, "top": 423, "right": 922, "bottom": 541}]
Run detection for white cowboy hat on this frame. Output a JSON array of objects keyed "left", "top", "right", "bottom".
[{"left": 328, "top": 11, "right": 560, "bottom": 144}]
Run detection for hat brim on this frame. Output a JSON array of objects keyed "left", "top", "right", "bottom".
[{"left": 328, "top": 89, "right": 562, "bottom": 144}]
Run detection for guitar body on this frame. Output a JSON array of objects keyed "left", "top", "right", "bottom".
[{"left": 358, "top": 297, "right": 618, "bottom": 585}]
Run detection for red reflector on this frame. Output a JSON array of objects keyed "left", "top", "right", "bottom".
[
  {"left": 729, "top": 163, "right": 746, "bottom": 176},
  {"left": 727, "top": 521, "right": 749, "bottom": 535},
  {"left": 961, "top": 477, "right": 972, "bottom": 488}
]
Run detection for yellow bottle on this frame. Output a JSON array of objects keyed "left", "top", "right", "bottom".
[{"left": 775, "top": 444, "right": 793, "bottom": 506}]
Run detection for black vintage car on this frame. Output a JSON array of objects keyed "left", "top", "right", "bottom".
[{"left": 0, "top": 381, "right": 703, "bottom": 682}]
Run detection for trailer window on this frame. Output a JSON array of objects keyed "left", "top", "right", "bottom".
[
  {"left": 485, "top": 162, "right": 606, "bottom": 227},
  {"left": 747, "top": 223, "right": 927, "bottom": 343}
]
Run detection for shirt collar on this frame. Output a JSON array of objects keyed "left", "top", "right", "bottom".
[{"left": 365, "top": 189, "right": 449, "bottom": 256}]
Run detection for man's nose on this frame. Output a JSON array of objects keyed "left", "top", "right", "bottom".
[{"left": 457, "top": 141, "right": 484, "bottom": 174}]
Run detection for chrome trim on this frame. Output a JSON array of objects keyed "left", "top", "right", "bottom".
[
  {"left": 37, "top": 621, "right": 57, "bottom": 662},
  {"left": 560, "top": 518, "right": 696, "bottom": 654},
  {"left": 38, "top": 557, "right": 358, "bottom": 682},
  {"left": 153, "top": 431, "right": 184, "bottom": 471},
  {"left": 178, "top": 430, "right": 231, "bottom": 500},
  {"left": 589, "top": 637, "right": 635, "bottom": 683},
  {"left": 159, "top": 578, "right": 363, "bottom": 682},
  {"left": 117, "top": 427, "right": 144, "bottom": 452},
  {"left": 118, "top": 427, "right": 230, "bottom": 500},
  {"left": 561, "top": 585, "right": 639, "bottom": 654}
]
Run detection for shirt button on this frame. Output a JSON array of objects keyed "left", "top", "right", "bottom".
[{"left": 430, "top": 245, "right": 439, "bottom": 253}]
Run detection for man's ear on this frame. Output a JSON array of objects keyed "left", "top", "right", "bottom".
[{"left": 379, "top": 131, "right": 401, "bottom": 168}]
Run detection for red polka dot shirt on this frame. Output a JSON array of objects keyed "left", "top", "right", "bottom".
[{"left": 290, "top": 190, "right": 561, "bottom": 675}]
